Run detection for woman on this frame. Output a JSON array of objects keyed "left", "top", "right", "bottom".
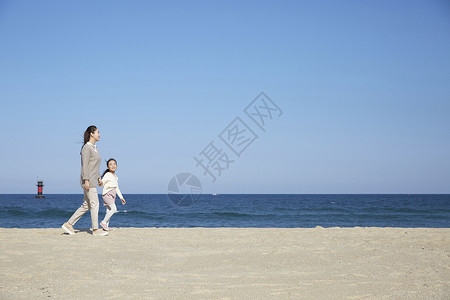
[{"left": 62, "top": 125, "right": 108, "bottom": 236}]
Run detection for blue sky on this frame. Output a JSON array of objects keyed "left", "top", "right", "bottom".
[{"left": 0, "top": 0, "right": 449, "bottom": 194}]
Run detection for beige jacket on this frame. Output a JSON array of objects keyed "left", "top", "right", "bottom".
[
  {"left": 102, "top": 172, "right": 124, "bottom": 200},
  {"left": 80, "top": 142, "right": 101, "bottom": 186}
]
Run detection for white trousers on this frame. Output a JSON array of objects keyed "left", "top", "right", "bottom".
[
  {"left": 68, "top": 188, "right": 99, "bottom": 230},
  {"left": 101, "top": 203, "right": 117, "bottom": 227}
]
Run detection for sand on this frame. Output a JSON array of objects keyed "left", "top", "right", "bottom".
[{"left": 0, "top": 227, "right": 449, "bottom": 299}]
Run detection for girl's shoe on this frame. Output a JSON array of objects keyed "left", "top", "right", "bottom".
[{"left": 100, "top": 222, "right": 108, "bottom": 231}]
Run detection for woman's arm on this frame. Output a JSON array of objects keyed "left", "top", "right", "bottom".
[{"left": 81, "top": 145, "right": 91, "bottom": 189}]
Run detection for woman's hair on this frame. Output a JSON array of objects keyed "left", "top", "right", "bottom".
[
  {"left": 80, "top": 125, "right": 98, "bottom": 154},
  {"left": 84, "top": 125, "right": 98, "bottom": 145},
  {"left": 102, "top": 158, "right": 117, "bottom": 178}
]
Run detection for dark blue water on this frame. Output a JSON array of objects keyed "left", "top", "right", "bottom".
[{"left": 0, "top": 194, "right": 449, "bottom": 228}]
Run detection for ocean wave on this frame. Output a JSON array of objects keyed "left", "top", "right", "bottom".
[
  {"left": 0, "top": 208, "right": 29, "bottom": 216},
  {"left": 37, "top": 209, "right": 73, "bottom": 218}
]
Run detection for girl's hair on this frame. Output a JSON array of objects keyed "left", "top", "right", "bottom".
[
  {"left": 102, "top": 158, "right": 117, "bottom": 178},
  {"left": 84, "top": 125, "right": 98, "bottom": 145}
]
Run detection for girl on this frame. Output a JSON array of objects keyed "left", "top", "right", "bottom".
[
  {"left": 62, "top": 125, "right": 108, "bottom": 236},
  {"left": 100, "top": 158, "right": 126, "bottom": 231}
]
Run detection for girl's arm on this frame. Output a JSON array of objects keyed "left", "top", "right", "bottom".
[
  {"left": 115, "top": 177, "right": 125, "bottom": 204},
  {"left": 102, "top": 172, "right": 111, "bottom": 181},
  {"left": 117, "top": 185, "right": 125, "bottom": 204},
  {"left": 116, "top": 184, "right": 124, "bottom": 200},
  {"left": 101, "top": 172, "right": 112, "bottom": 188}
]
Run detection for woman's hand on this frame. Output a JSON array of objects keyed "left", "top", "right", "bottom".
[
  {"left": 84, "top": 180, "right": 90, "bottom": 190},
  {"left": 121, "top": 198, "right": 126, "bottom": 205},
  {"left": 98, "top": 178, "right": 103, "bottom": 187}
]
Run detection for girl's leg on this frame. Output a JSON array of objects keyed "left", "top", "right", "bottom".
[
  {"left": 102, "top": 203, "right": 117, "bottom": 226},
  {"left": 107, "top": 203, "right": 117, "bottom": 228}
]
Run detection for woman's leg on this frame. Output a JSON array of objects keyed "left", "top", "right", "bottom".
[
  {"left": 67, "top": 188, "right": 91, "bottom": 226},
  {"left": 86, "top": 188, "right": 99, "bottom": 230},
  {"left": 102, "top": 203, "right": 117, "bottom": 227}
]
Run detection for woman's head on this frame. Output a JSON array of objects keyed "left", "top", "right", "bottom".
[
  {"left": 102, "top": 158, "right": 117, "bottom": 178},
  {"left": 83, "top": 125, "right": 100, "bottom": 145}
]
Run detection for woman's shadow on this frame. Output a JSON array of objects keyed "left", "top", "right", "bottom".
[{"left": 61, "top": 228, "right": 93, "bottom": 235}]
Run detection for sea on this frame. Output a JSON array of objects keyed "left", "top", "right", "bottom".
[{"left": 0, "top": 194, "right": 449, "bottom": 228}]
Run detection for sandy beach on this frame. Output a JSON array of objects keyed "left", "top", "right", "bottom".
[{"left": 0, "top": 227, "right": 448, "bottom": 299}]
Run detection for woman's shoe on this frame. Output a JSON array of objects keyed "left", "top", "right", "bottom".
[
  {"left": 92, "top": 229, "right": 108, "bottom": 236},
  {"left": 62, "top": 222, "right": 75, "bottom": 235}
]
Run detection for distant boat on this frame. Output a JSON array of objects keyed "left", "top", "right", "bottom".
[{"left": 212, "top": 193, "right": 219, "bottom": 196}]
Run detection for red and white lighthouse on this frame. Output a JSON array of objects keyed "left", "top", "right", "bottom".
[{"left": 35, "top": 180, "right": 45, "bottom": 199}]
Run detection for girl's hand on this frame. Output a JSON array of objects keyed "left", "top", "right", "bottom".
[
  {"left": 121, "top": 198, "right": 126, "bottom": 205},
  {"left": 84, "top": 180, "right": 90, "bottom": 190},
  {"left": 98, "top": 179, "right": 103, "bottom": 186}
]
